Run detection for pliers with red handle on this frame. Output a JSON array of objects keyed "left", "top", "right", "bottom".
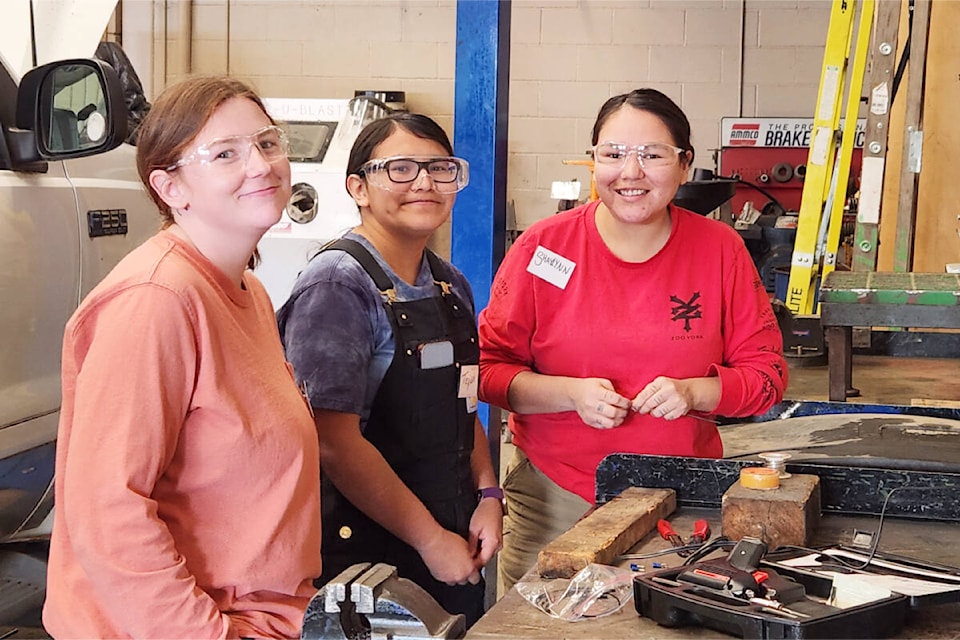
[
  {"left": 657, "top": 518, "right": 712, "bottom": 556},
  {"left": 688, "top": 519, "right": 712, "bottom": 546}
]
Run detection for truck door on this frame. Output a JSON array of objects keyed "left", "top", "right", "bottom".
[
  {"left": 0, "top": 155, "right": 80, "bottom": 538},
  {"left": 0, "top": 57, "right": 151, "bottom": 542},
  {"left": 61, "top": 147, "right": 155, "bottom": 299}
]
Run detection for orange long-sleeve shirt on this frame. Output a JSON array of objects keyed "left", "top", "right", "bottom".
[{"left": 43, "top": 231, "right": 322, "bottom": 639}]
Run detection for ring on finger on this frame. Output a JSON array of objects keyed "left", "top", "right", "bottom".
[{"left": 596, "top": 403, "right": 604, "bottom": 413}]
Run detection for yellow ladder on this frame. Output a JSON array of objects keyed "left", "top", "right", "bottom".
[{"left": 785, "top": 0, "right": 875, "bottom": 315}]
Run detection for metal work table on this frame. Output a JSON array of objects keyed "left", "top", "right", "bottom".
[{"left": 467, "top": 511, "right": 960, "bottom": 639}]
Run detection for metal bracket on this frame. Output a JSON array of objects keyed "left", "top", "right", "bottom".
[{"left": 907, "top": 128, "right": 924, "bottom": 174}]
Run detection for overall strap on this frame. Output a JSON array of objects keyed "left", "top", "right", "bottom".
[
  {"left": 322, "top": 238, "right": 397, "bottom": 303},
  {"left": 423, "top": 249, "right": 467, "bottom": 319}
]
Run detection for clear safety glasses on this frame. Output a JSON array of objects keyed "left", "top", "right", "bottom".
[
  {"left": 166, "top": 125, "right": 290, "bottom": 172},
  {"left": 593, "top": 142, "right": 686, "bottom": 169},
  {"left": 358, "top": 156, "right": 470, "bottom": 194}
]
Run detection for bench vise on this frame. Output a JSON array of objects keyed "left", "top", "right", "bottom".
[{"left": 301, "top": 562, "right": 466, "bottom": 640}]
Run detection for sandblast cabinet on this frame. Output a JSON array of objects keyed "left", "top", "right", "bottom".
[{"left": 257, "top": 97, "right": 368, "bottom": 308}]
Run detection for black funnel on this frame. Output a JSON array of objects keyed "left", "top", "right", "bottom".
[{"left": 673, "top": 169, "right": 737, "bottom": 216}]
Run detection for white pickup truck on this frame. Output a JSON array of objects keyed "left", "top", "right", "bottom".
[{"left": 0, "top": 53, "right": 155, "bottom": 620}]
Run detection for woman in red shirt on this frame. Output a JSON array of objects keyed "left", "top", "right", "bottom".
[{"left": 479, "top": 88, "right": 787, "bottom": 593}]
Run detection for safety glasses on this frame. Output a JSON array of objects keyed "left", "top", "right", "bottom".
[
  {"left": 358, "top": 156, "right": 470, "bottom": 194},
  {"left": 593, "top": 142, "right": 686, "bottom": 169},
  {"left": 166, "top": 125, "right": 290, "bottom": 172}
]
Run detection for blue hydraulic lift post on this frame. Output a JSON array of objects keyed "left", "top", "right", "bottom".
[
  {"left": 452, "top": 0, "right": 510, "bottom": 431},
  {"left": 452, "top": 1, "right": 509, "bottom": 604}
]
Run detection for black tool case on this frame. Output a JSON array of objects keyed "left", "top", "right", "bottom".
[{"left": 633, "top": 563, "right": 910, "bottom": 639}]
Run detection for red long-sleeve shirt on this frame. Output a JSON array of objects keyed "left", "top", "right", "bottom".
[{"left": 479, "top": 202, "right": 787, "bottom": 502}]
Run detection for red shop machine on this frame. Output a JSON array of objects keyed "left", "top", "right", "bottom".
[
  {"left": 716, "top": 117, "right": 865, "bottom": 296},
  {"left": 718, "top": 117, "right": 864, "bottom": 218}
]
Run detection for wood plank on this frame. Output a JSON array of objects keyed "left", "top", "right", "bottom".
[
  {"left": 911, "top": 398, "right": 960, "bottom": 408},
  {"left": 880, "top": 0, "right": 960, "bottom": 272},
  {"left": 892, "top": 0, "right": 931, "bottom": 271},
  {"left": 853, "top": 0, "right": 902, "bottom": 271},
  {"left": 536, "top": 486, "right": 675, "bottom": 579},
  {"left": 913, "top": 0, "right": 960, "bottom": 272},
  {"left": 877, "top": 0, "right": 912, "bottom": 272}
]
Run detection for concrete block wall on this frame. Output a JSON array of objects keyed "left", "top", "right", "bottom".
[{"left": 123, "top": 0, "right": 831, "bottom": 233}]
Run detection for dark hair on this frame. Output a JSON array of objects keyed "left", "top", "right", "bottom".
[
  {"left": 591, "top": 88, "right": 695, "bottom": 165},
  {"left": 136, "top": 75, "right": 275, "bottom": 227},
  {"left": 345, "top": 112, "right": 454, "bottom": 195}
]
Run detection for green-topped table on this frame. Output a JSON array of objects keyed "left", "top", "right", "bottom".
[{"left": 819, "top": 271, "right": 960, "bottom": 401}]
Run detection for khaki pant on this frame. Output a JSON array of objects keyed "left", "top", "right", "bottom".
[{"left": 497, "top": 448, "right": 591, "bottom": 597}]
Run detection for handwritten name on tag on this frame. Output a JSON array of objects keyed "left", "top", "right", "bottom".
[
  {"left": 458, "top": 364, "right": 479, "bottom": 398},
  {"left": 526, "top": 245, "right": 576, "bottom": 289}
]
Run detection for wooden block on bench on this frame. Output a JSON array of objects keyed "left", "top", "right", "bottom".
[
  {"left": 721, "top": 473, "right": 821, "bottom": 549},
  {"left": 536, "top": 486, "right": 675, "bottom": 579}
]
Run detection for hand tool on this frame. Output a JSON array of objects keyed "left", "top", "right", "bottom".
[
  {"left": 727, "top": 536, "right": 767, "bottom": 571},
  {"left": 688, "top": 519, "right": 711, "bottom": 546},
  {"left": 677, "top": 537, "right": 768, "bottom": 600},
  {"left": 657, "top": 519, "right": 685, "bottom": 550},
  {"left": 749, "top": 597, "right": 810, "bottom": 618},
  {"left": 677, "top": 564, "right": 763, "bottom": 600},
  {"left": 658, "top": 519, "right": 712, "bottom": 558}
]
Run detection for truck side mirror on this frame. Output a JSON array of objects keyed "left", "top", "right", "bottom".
[{"left": 14, "top": 58, "right": 126, "bottom": 161}]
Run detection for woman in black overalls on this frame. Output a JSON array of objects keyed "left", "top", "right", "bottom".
[{"left": 277, "top": 113, "right": 503, "bottom": 627}]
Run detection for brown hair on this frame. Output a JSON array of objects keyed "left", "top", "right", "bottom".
[
  {"left": 345, "top": 112, "right": 454, "bottom": 192},
  {"left": 135, "top": 76, "right": 275, "bottom": 228},
  {"left": 591, "top": 88, "right": 694, "bottom": 166}
]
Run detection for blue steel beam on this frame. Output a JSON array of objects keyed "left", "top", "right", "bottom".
[
  {"left": 452, "top": 4, "right": 510, "bottom": 609},
  {"left": 452, "top": 0, "right": 510, "bottom": 432},
  {"left": 452, "top": 0, "right": 510, "bottom": 315}
]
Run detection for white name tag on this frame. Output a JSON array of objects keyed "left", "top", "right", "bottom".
[
  {"left": 458, "top": 364, "right": 479, "bottom": 398},
  {"left": 526, "top": 245, "right": 576, "bottom": 289},
  {"left": 460, "top": 365, "right": 478, "bottom": 412}
]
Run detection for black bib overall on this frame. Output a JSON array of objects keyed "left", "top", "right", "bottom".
[{"left": 316, "top": 239, "right": 484, "bottom": 625}]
